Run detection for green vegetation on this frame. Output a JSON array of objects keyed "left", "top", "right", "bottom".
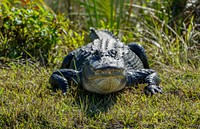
[
  {"left": 0, "top": 63, "right": 199, "bottom": 128},
  {"left": 0, "top": 0, "right": 85, "bottom": 66},
  {"left": 0, "top": 0, "right": 200, "bottom": 128}
]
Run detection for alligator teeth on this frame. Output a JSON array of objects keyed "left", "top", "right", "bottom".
[{"left": 95, "top": 69, "right": 123, "bottom": 75}]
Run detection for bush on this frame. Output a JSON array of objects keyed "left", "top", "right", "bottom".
[{"left": 0, "top": 0, "right": 85, "bottom": 66}]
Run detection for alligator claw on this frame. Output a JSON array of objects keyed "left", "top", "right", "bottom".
[{"left": 144, "top": 85, "right": 163, "bottom": 95}]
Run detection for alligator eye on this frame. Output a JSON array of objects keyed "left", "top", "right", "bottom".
[
  {"left": 94, "top": 50, "right": 101, "bottom": 55},
  {"left": 108, "top": 49, "right": 117, "bottom": 57},
  {"left": 93, "top": 50, "right": 102, "bottom": 59}
]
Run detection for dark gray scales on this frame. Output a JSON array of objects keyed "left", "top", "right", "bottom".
[{"left": 49, "top": 28, "right": 163, "bottom": 95}]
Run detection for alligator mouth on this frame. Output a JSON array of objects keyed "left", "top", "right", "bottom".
[
  {"left": 95, "top": 68, "right": 124, "bottom": 76},
  {"left": 82, "top": 65, "right": 126, "bottom": 94},
  {"left": 84, "top": 66, "right": 125, "bottom": 80}
]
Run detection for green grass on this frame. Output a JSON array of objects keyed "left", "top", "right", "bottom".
[
  {"left": 0, "top": 61, "right": 199, "bottom": 128},
  {"left": 0, "top": 0, "right": 200, "bottom": 128}
]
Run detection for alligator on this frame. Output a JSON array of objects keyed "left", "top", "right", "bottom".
[{"left": 49, "top": 28, "right": 163, "bottom": 95}]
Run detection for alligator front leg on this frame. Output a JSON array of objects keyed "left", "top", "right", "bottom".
[
  {"left": 61, "top": 50, "right": 77, "bottom": 68},
  {"left": 126, "top": 69, "right": 163, "bottom": 95},
  {"left": 49, "top": 69, "right": 81, "bottom": 95}
]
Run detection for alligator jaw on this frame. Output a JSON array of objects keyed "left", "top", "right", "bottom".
[
  {"left": 84, "top": 65, "right": 125, "bottom": 80},
  {"left": 82, "top": 76, "right": 126, "bottom": 94},
  {"left": 82, "top": 66, "right": 126, "bottom": 94}
]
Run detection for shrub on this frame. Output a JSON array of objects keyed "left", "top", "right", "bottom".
[{"left": 0, "top": 0, "right": 85, "bottom": 66}]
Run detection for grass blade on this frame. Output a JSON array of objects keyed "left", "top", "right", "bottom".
[
  {"left": 85, "top": 0, "right": 94, "bottom": 27},
  {"left": 110, "top": 0, "right": 114, "bottom": 28},
  {"left": 93, "top": 0, "right": 99, "bottom": 27},
  {"left": 117, "top": 0, "right": 124, "bottom": 30}
]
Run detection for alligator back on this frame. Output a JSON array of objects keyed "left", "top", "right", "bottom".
[{"left": 68, "top": 29, "right": 144, "bottom": 71}]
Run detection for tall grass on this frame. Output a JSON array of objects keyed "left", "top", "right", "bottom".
[{"left": 42, "top": 0, "right": 200, "bottom": 68}]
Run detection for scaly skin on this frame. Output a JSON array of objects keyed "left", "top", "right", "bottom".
[{"left": 49, "top": 28, "right": 163, "bottom": 95}]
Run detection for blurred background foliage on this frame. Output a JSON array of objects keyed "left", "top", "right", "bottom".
[{"left": 0, "top": 0, "right": 200, "bottom": 67}]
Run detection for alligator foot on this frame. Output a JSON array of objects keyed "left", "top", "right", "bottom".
[{"left": 144, "top": 85, "right": 163, "bottom": 95}]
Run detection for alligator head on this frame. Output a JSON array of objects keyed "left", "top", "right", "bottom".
[{"left": 82, "top": 47, "right": 127, "bottom": 94}]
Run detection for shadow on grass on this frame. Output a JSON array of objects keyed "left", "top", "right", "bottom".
[
  {"left": 73, "top": 88, "right": 120, "bottom": 118},
  {"left": 48, "top": 83, "right": 121, "bottom": 117}
]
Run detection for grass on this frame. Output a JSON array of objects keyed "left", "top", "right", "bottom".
[
  {"left": 0, "top": 0, "right": 200, "bottom": 128},
  {"left": 0, "top": 60, "right": 199, "bottom": 128}
]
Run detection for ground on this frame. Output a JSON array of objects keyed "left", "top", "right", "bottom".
[{"left": 0, "top": 62, "right": 199, "bottom": 128}]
